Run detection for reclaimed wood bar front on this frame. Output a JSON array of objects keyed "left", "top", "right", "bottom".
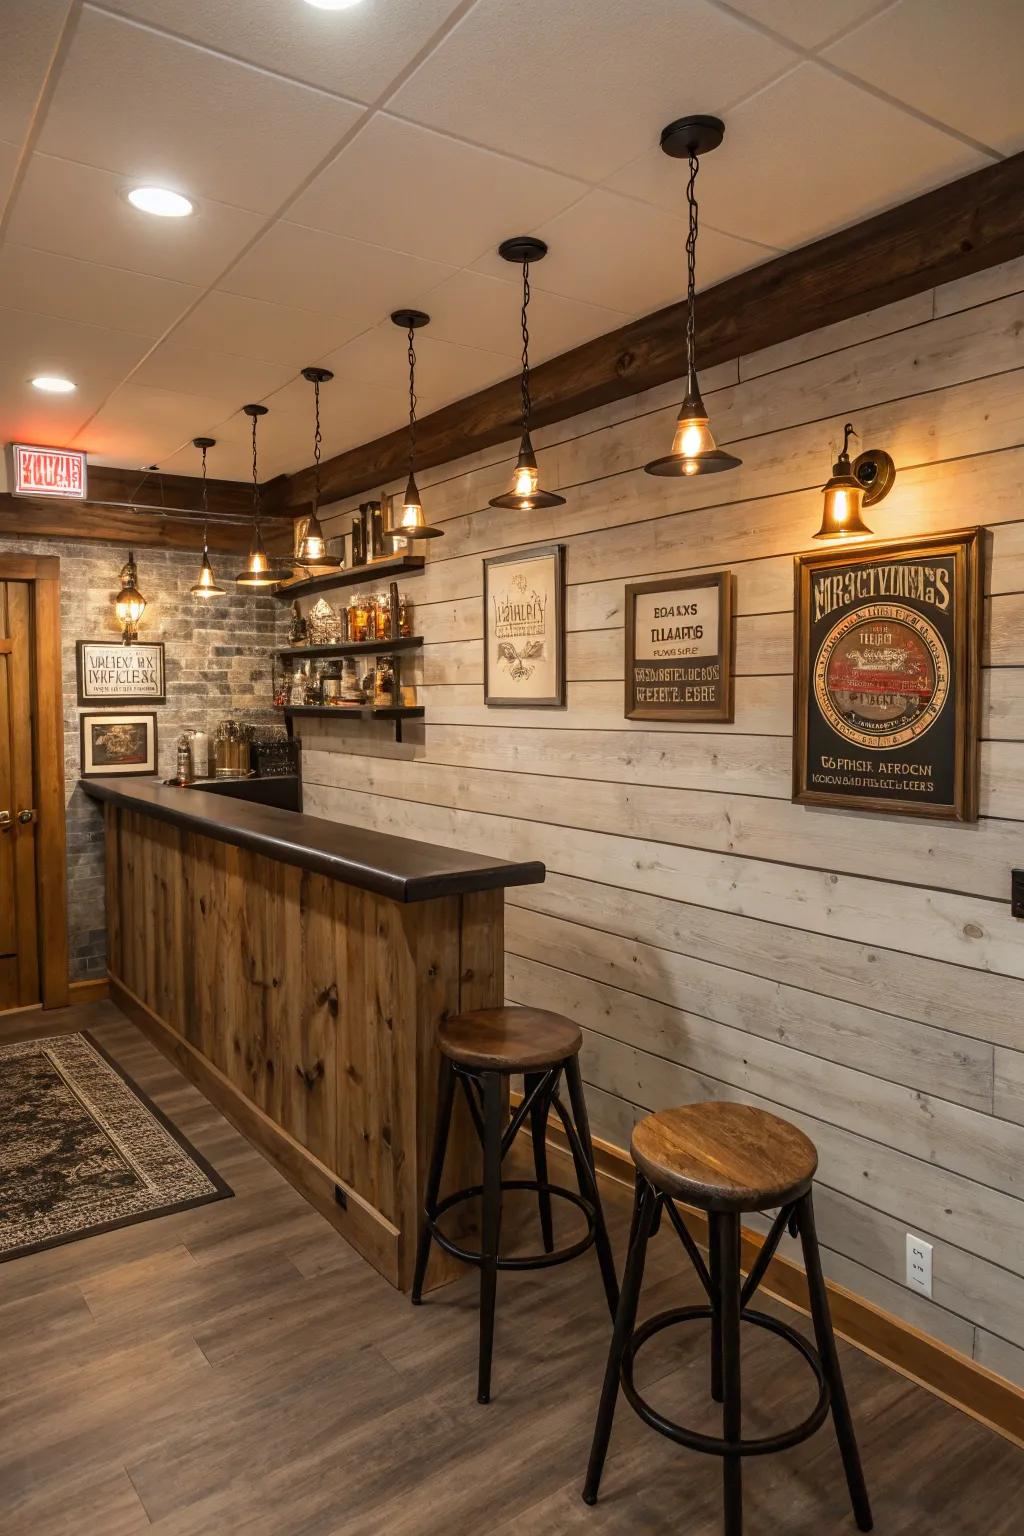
[{"left": 83, "top": 777, "right": 544, "bottom": 1291}]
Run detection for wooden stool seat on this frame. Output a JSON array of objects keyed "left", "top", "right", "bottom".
[
  {"left": 630, "top": 1101, "right": 818, "bottom": 1213},
  {"left": 439, "top": 1006, "right": 582, "bottom": 1072}
]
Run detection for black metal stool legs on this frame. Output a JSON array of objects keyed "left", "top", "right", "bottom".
[
  {"left": 524, "top": 1071, "right": 555, "bottom": 1253},
  {"left": 411, "top": 1055, "right": 457, "bottom": 1305},
  {"left": 712, "top": 1212, "right": 743, "bottom": 1536},
  {"left": 562, "top": 1056, "right": 620, "bottom": 1319},
  {"left": 583, "top": 1176, "right": 659, "bottom": 1504},
  {"left": 477, "top": 1070, "right": 504, "bottom": 1403},
  {"left": 797, "top": 1193, "right": 873, "bottom": 1532}
]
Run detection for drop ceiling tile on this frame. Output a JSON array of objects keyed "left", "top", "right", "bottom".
[
  {"left": 0, "top": 364, "right": 101, "bottom": 449},
  {"left": 72, "top": 383, "right": 243, "bottom": 464},
  {"left": 0, "top": 244, "right": 200, "bottom": 337},
  {"left": 0, "top": 0, "right": 73, "bottom": 143},
  {"left": 0, "top": 305, "right": 153, "bottom": 385},
  {"left": 170, "top": 291, "right": 352, "bottom": 368},
  {"left": 219, "top": 222, "right": 455, "bottom": 331},
  {"left": 131, "top": 342, "right": 295, "bottom": 402},
  {"left": 472, "top": 189, "right": 772, "bottom": 314},
  {"left": 36, "top": 9, "right": 364, "bottom": 214},
  {"left": 0, "top": 141, "right": 19, "bottom": 208},
  {"left": 422, "top": 269, "right": 628, "bottom": 361},
  {"left": 608, "top": 61, "right": 987, "bottom": 251},
  {"left": 825, "top": 0, "right": 1024, "bottom": 154},
  {"left": 289, "top": 114, "right": 588, "bottom": 267},
  {"left": 7, "top": 153, "right": 264, "bottom": 285},
  {"left": 102, "top": 0, "right": 466, "bottom": 102},
  {"left": 723, "top": 0, "right": 884, "bottom": 50},
  {"left": 389, "top": 0, "right": 797, "bottom": 182}
]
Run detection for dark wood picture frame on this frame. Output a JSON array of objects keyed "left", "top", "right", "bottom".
[
  {"left": 625, "top": 570, "right": 734, "bottom": 722},
  {"left": 80, "top": 710, "right": 159, "bottom": 778},
  {"left": 483, "top": 543, "right": 566, "bottom": 709},
  {"left": 793, "top": 528, "right": 982, "bottom": 821},
  {"left": 76, "top": 639, "right": 165, "bottom": 705}
]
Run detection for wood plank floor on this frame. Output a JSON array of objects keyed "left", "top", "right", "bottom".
[{"left": 1, "top": 1001, "right": 1021, "bottom": 1535}]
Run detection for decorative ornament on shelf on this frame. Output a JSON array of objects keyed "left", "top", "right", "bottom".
[
  {"left": 387, "top": 310, "right": 444, "bottom": 544},
  {"left": 189, "top": 436, "right": 225, "bottom": 598},
  {"left": 296, "top": 367, "right": 342, "bottom": 569},
  {"left": 307, "top": 597, "right": 341, "bottom": 646},
  {"left": 645, "top": 116, "right": 740, "bottom": 479},
  {"left": 814, "top": 422, "right": 895, "bottom": 540},
  {"left": 288, "top": 600, "right": 307, "bottom": 646},
  {"left": 489, "top": 236, "right": 565, "bottom": 512},
  {"left": 114, "top": 550, "right": 146, "bottom": 645},
  {"left": 235, "top": 404, "right": 293, "bottom": 587}
]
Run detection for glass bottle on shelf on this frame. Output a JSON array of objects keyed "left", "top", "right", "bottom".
[
  {"left": 398, "top": 592, "right": 413, "bottom": 638},
  {"left": 340, "top": 656, "right": 364, "bottom": 704},
  {"left": 373, "top": 656, "right": 396, "bottom": 707}
]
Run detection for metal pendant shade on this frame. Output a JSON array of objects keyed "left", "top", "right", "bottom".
[
  {"left": 189, "top": 437, "right": 226, "bottom": 597},
  {"left": 387, "top": 310, "right": 444, "bottom": 542},
  {"left": 489, "top": 236, "right": 565, "bottom": 512},
  {"left": 235, "top": 404, "right": 293, "bottom": 586},
  {"left": 645, "top": 116, "right": 740, "bottom": 479},
  {"left": 296, "top": 367, "right": 342, "bottom": 569}
]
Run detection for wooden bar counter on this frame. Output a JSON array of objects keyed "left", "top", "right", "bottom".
[{"left": 83, "top": 777, "right": 545, "bottom": 1291}]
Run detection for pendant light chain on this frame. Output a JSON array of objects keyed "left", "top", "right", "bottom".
[
  {"left": 407, "top": 323, "right": 418, "bottom": 478},
  {"left": 200, "top": 441, "right": 209, "bottom": 549},
  {"left": 685, "top": 147, "right": 699, "bottom": 389},
  {"left": 520, "top": 255, "right": 532, "bottom": 435},
  {"left": 250, "top": 410, "right": 262, "bottom": 539},
  {"left": 313, "top": 375, "right": 322, "bottom": 511}
]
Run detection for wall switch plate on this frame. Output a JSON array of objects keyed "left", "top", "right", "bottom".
[
  {"left": 906, "top": 1233, "right": 933, "bottom": 1297},
  {"left": 1012, "top": 869, "right": 1024, "bottom": 919}
]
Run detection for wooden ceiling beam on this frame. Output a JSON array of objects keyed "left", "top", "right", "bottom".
[
  {"left": 82, "top": 463, "right": 255, "bottom": 517},
  {"left": 0, "top": 496, "right": 294, "bottom": 554},
  {"left": 275, "top": 149, "right": 1024, "bottom": 511}
]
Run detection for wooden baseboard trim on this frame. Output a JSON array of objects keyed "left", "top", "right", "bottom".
[
  {"left": 69, "top": 976, "right": 109, "bottom": 1004},
  {"left": 541, "top": 1111, "right": 1024, "bottom": 1450},
  {"left": 109, "top": 975, "right": 401, "bottom": 1288}
]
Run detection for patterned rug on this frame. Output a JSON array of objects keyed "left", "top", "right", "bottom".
[{"left": 0, "top": 1032, "right": 231, "bottom": 1262}]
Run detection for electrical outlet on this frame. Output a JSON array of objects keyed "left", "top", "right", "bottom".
[{"left": 906, "top": 1233, "right": 933, "bottom": 1297}]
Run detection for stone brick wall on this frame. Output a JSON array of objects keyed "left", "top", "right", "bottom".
[{"left": 0, "top": 536, "right": 288, "bottom": 981}]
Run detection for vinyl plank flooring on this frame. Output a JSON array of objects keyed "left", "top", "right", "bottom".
[{"left": 1, "top": 1002, "right": 1021, "bottom": 1536}]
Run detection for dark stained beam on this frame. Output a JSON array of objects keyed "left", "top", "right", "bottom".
[
  {"left": 275, "top": 149, "right": 1024, "bottom": 511},
  {"left": 84, "top": 463, "right": 255, "bottom": 518},
  {"left": 0, "top": 496, "right": 294, "bottom": 554}
]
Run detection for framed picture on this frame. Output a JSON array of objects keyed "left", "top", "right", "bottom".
[
  {"left": 76, "top": 640, "right": 165, "bottom": 705},
  {"left": 793, "top": 529, "right": 982, "bottom": 821},
  {"left": 483, "top": 544, "right": 566, "bottom": 708},
  {"left": 625, "top": 571, "right": 734, "bottom": 722},
  {"left": 80, "top": 711, "right": 158, "bottom": 778}
]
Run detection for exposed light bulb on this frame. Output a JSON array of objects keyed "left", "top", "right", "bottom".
[
  {"left": 512, "top": 462, "right": 540, "bottom": 499},
  {"left": 126, "top": 186, "right": 194, "bottom": 218},
  {"left": 31, "top": 375, "right": 76, "bottom": 393},
  {"left": 672, "top": 414, "right": 716, "bottom": 460},
  {"left": 303, "top": 531, "right": 326, "bottom": 559}
]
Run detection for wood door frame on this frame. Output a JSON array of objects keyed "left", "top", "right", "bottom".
[{"left": 0, "top": 553, "right": 68, "bottom": 1008}]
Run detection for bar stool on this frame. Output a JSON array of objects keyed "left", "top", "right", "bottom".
[
  {"left": 583, "top": 1101, "right": 872, "bottom": 1536},
  {"left": 412, "top": 1006, "right": 620, "bottom": 1403}
]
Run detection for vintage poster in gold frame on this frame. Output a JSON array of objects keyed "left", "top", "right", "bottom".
[
  {"left": 793, "top": 529, "right": 982, "bottom": 821},
  {"left": 624, "top": 571, "right": 734, "bottom": 722}
]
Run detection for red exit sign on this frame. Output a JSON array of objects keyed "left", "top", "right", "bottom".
[{"left": 7, "top": 443, "right": 88, "bottom": 499}]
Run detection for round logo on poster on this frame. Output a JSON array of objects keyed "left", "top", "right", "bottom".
[{"left": 812, "top": 602, "right": 950, "bottom": 752}]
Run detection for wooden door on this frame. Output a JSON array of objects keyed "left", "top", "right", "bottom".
[{"left": 0, "top": 579, "right": 40, "bottom": 1009}]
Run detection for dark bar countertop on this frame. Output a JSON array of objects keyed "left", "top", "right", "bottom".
[{"left": 83, "top": 776, "right": 545, "bottom": 903}]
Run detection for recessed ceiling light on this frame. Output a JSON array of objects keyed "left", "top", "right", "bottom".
[
  {"left": 303, "top": 0, "right": 364, "bottom": 9},
  {"left": 125, "top": 186, "right": 194, "bottom": 218},
  {"left": 31, "top": 376, "right": 76, "bottom": 393}
]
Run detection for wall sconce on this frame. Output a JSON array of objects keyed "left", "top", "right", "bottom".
[
  {"left": 114, "top": 550, "right": 146, "bottom": 643},
  {"left": 815, "top": 422, "right": 895, "bottom": 539}
]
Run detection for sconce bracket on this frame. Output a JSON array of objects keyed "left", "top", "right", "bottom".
[{"left": 852, "top": 448, "right": 896, "bottom": 507}]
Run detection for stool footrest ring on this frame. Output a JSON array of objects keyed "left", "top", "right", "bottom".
[
  {"left": 427, "top": 1180, "right": 596, "bottom": 1271},
  {"left": 622, "top": 1305, "right": 831, "bottom": 1457}
]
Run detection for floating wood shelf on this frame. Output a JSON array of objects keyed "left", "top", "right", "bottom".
[
  {"left": 276, "top": 703, "right": 424, "bottom": 743},
  {"left": 274, "top": 555, "right": 425, "bottom": 601},
  {"left": 276, "top": 636, "right": 423, "bottom": 661}
]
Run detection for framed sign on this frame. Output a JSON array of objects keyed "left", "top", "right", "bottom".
[
  {"left": 794, "top": 529, "right": 982, "bottom": 820},
  {"left": 625, "top": 571, "right": 733, "bottom": 721},
  {"left": 483, "top": 544, "right": 566, "bottom": 708},
  {"left": 7, "top": 442, "right": 87, "bottom": 499},
  {"left": 76, "top": 641, "right": 165, "bottom": 705},
  {"left": 80, "top": 711, "right": 158, "bottom": 778}
]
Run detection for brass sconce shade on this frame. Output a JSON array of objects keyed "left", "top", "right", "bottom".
[
  {"left": 296, "top": 366, "right": 342, "bottom": 569},
  {"left": 115, "top": 550, "right": 146, "bottom": 643},
  {"left": 645, "top": 115, "right": 740, "bottom": 479},
  {"left": 815, "top": 423, "right": 894, "bottom": 539},
  {"left": 387, "top": 310, "right": 444, "bottom": 543},
  {"left": 489, "top": 236, "right": 565, "bottom": 511},
  {"left": 189, "top": 436, "right": 225, "bottom": 597}
]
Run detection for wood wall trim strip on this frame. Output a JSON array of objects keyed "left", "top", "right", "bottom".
[
  {"left": 278, "top": 151, "right": 1024, "bottom": 508},
  {"left": 534, "top": 1115, "right": 1024, "bottom": 1450},
  {"left": 68, "top": 976, "right": 110, "bottom": 1004}
]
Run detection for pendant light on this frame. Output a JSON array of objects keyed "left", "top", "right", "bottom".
[
  {"left": 387, "top": 309, "right": 444, "bottom": 542},
  {"left": 114, "top": 550, "right": 146, "bottom": 644},
  {"left": 488, "top": 237, "right": 565, "bottom": 512},
  {"left": 814, "top": 422, "right": 895, "bottom": 539},
  {"left": 189, "top": 436, "right": 225, "bottom": 597},
  {"left": 235, "top": 404, "right": 293, "bottom": 587},
  {"left": 296, "top": 366, "right": 342, "bottom": 568},
  {"left": 645, "top": 116, "right": 740, "bottom": 478}
]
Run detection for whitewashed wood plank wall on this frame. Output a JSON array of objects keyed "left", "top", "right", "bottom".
[{"left": 300, "top": 253, "right": 1024, "bottom": 1388}]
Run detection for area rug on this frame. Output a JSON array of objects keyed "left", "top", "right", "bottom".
[{"left": 0, "top": 1032, "right": 231, "bottom": 1262}]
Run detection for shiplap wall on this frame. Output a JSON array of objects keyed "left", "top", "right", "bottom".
[{"left": 299, "top": 254, "right": 1024, "bottom": 1390}]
